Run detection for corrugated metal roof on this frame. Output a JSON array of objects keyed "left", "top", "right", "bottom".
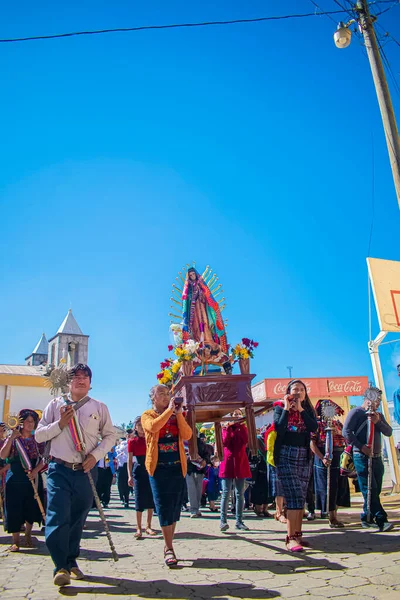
[
  {"left": 0, "top": 365, "right": 47, "bottom": 377},
  {"left": 57, "top": 309, "right": 84, "bottom": 335}
]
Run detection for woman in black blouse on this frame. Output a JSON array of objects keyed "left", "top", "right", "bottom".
[{"left": 274, "top": 380, "right": 318, "bottom": 552}]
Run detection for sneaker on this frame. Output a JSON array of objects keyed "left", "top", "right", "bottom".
[
  {"left": 190, "top": 513, "right": 201, "bottom": 518},
  {"left": 379, "top": 522, "right": 394, "bottom": 532},
  {"left": 235, "top": 522, "right": 250, "bottom": 531},
  {"left": 70, "top": 567, "right": 85, "bottom": 580},
  {"left": 53, "top": 569, "right": 71, "bottom": 587},
  {"left": 361, "top": 521, "right": 379, "bottom": 529},
  {"left": 220, "top": 522, "right": 229, "bottom": 532},
  {"left": 307, "top": 513, "right": 316, "bottom": 521},
  {"left": 196, "top": 511, "right": 202, "bottom": 517}
]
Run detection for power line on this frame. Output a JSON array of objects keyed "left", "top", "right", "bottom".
[
  {"left": 375, "top": 1, "right": 400, "bottom": 16},
  {"left": 309, "top": 1, "right": 338, "bottom": 23},
  {"left": 0, "top": 10, "right": 350, "bottom": 44},
  {"left": 367, "top": 132, "right": 375, "bottom": 258}
]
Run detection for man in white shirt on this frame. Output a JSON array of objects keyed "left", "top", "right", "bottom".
[{"left": 36, "top": 364, "right": 115, "bottom": 587}]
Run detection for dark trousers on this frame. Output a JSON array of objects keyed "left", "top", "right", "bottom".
[
  {"left": 117, "top": 465, "right": 130, "bottom": 505},
  {"left": 45, "top": 462, "right": 97, "bottom": 574},
  {"left": 353, "top": 453, "right": 387, "bottom": 526},
  {"left": 96, "top": 467, "right": 113, "bottom": 506}
]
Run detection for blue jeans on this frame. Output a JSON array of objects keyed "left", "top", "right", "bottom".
[
  {"left": 353, "top": 453, "right": 387, "bottom": 526},
  {"left": 45, "top": 462, "right": 97, "bottom": 574},
  {"left": 220, "top": 478, "right": 245, "bottom": 525}
]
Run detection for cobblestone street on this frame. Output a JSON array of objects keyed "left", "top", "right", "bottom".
[{"left": 0, "top": 491, "right": 399, "bottom": 600}]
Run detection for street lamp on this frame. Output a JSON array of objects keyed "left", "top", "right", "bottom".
[
  {"left": 333, "top": 22, "right": 352, "bottom": 49},
  {"left": 332, "top": 0, "right": 400, "bottom": 208}
]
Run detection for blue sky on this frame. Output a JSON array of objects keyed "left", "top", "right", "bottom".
[{"left": 1, "top": 1, "right": 400, "bottom": 424}]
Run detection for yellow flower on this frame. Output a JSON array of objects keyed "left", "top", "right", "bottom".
[
  {"left": 241, "top": 349, "right": 250, "bottom": 359},
  {"left": 164, "top": 370, "right": 172, "bottom": 381},
  {"left": 172, "top": 362, "right": 181, "bottom": 374},
  {"left": 175, "top": 348, "right": 184, "bottom": 357}
]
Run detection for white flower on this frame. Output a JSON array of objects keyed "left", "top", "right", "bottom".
[{"left": 185, "top": 339, "right": 199, "bottom": 354}]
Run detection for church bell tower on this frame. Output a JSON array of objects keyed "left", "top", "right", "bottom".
[{"left": 47, "top": 310, "right": 89, "bottom": 368}]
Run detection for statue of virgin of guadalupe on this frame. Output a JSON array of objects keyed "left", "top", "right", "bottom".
[{"left": 182, "top": 267, "right": 228, "bottom": 353}]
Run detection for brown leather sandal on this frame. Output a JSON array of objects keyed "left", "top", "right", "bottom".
[{"left": 164, "top": 548, "right": 178, "bottom": 568}]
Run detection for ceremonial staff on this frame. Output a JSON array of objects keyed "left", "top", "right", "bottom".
[
  {"left": 0, "top": 483, "right": 4, "bottom": 529},
  {"left": 45, "top": 365, "right": 118, "bottom": 562},
  {"left": 5, "top": 414, "right": 46, "bottom": 523},
  {"left": 364, "top": 386, "right": 379, "bottom": 523},
  {"left": 321, "top": 400, "right": 336, "bottom": 515}
]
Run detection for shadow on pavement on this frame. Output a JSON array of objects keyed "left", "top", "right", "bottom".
[
  {"left": 303, "top": 529, "right": 400, "bottom": 554},
  {"left": 59, "top": 575, "right": 280, "bottom": 598},
  {"left": 190, "top": 555, "right": 343, "bottom": 574}
]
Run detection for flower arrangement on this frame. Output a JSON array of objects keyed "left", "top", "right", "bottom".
[
  {"left": 173, "top": 339, "right": 199, "bottom": 362},
  {"left": 231, "top": 338, "right": 259, "bottom": 362},
  {"left": 156, "top": 339, "right": 200, "bottom": 384},
  {"left": 156, "top": 357, "right": 182, "bottom": 386}
]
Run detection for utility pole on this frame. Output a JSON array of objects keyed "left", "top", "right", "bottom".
[
  {"left": 287, "top": 366, "right": 293, "bottom": 378},
  {"left": 357, "top": 0, "right": 400, "bottom": 208}
]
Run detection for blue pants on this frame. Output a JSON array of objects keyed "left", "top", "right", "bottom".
[
  {"left": 353, "top": 453, "right": 387, "bottom": 526},
  {"left": 220, "top": 478, "right": 245, "bottom": 525},
  {"left": 45, "top": 462, "right": 97, "bottom": 574}
]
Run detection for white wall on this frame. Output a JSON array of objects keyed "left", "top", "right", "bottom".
[{"left": 9, "top": 386, "right": 53, "bottom": 415}]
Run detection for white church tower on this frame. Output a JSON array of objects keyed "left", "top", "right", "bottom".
[{"left": 47, "top": 309, "right": 89, "bottom": 368}]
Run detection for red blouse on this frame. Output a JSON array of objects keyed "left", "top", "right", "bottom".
[
  {"left": 312, "top": 419, "right": 345, "bottom": 448},
  {"left": 127, "top": 436, "right": 146, "bottom": 457},
  {"left": 159, "top": 415, "right": 179, "bottom": 438}
]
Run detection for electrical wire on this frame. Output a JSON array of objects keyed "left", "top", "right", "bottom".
[
  {"left": 0, "top": 10, "right": 350, "bottom": 44},
  {"left": 367, "top": 131, "right": 375, "bottom": 259},
  {"left": 309, "top": 0, "right": 338, "bottom": 23},
  {"left": 375, "top": 1, "right": 400, "bottom": 16}
]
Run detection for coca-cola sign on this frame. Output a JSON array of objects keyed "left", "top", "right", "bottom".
[{"left": 262, "top": 376, "right": 369, "bottom": 399}]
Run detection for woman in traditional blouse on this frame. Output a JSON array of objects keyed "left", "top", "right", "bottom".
[
  {"left": 127, "top": 416, "right": 156, "bottom": 539},
  {"left": 310, "top": 400, "right": 350, "bottom": 527},
  {"left": 141, "top": 385, "right": 192, "bottom": 567},
  {"left": 0, "top": 409, "right": 45, "bottom": 552},
  {"left": 273, "top": 380, "right": 318, "bottom": 552}
]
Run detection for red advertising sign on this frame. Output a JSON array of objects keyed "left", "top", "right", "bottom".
[{"left": 259, "top": 376, "right": 369, "bottom": 399}]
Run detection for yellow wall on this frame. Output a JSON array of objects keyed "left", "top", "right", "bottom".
[{"left": 0, "top": 375, "right": 47, "bottom": 387}]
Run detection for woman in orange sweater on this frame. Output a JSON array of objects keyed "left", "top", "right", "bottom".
[{"left": 141, "top": 384, "right": 192, "bottom": 567}]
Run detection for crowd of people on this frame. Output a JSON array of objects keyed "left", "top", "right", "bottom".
[{"left": 0, "top": 365, "right": 395, "bottom": 587}]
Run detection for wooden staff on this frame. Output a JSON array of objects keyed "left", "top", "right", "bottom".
[
  {"left": 0, "top": 485, "right": 5, "bottom": 530},
  {"left": 64, "top": 399, "right": 118, "bottom": 562},
  {"left": 366, "top": 405, "right": 376, "bottom": 523},
  {"left": 29, "top": 473, "right": 46, "bottom": 523}
]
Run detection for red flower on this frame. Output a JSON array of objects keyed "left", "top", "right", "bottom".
[
  {"left": 160, "top": 360, "right": 171, "bottom": 370},
  {"left": 168, "top": 345, "right": 174, "bottom": 352},
  {"left": 253, "top": 342, "right": 259, "bottom": 348},
  {"left": 157, "top": 372, "right": 163, "bottom": 380},
  {"left": 242, "top": 337, "right": 251, "bottom": 347}
]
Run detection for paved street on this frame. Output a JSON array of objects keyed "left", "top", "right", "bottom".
[{"left": 0, "top": 490, "right": 399, "bottom": 600}]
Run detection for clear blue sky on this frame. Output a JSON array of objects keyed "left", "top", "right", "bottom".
[{"left": 1, "top": 1, "right": 400, "bottom": 424}]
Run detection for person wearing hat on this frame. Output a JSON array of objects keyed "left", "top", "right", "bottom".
[
  {"left": 0, "top": 409, "right": 45, "bottom": 551},
  {"left": 343, "top": 387, "right": 393, "bottom": 532},
  {"left": 35, "top": 363, "right": 115, "bottom": 586},
  {"left": 310, "top": 400, "right": 350, "bottom": 527}
]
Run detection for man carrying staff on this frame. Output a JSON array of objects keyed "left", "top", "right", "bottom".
[
  {"left": 343, "top": 386, "right": 393, "bottom": 532},
  {"left": 36, "top": 363, "right": 115, "bottom": 586}
]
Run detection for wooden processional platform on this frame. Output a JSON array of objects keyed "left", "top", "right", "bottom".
[{"left": 174, "top": 373, "right": 270, "bottom": 460}]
